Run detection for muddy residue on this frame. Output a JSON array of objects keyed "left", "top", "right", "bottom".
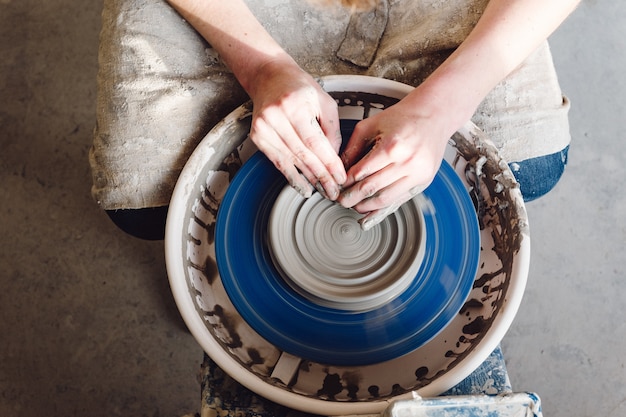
[{"left": 330, "top": 90, "right": 399, "bottom": 118}]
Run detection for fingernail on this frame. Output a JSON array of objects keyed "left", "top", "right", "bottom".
[
  {"left": 359, "top": 203, "right": 401, "bottom": 231},
  {"left": 334, "top": 171, "right": 347, "bottom": 186},
  {"left": 360, "top": 215, "right": 381, "bottom": 231},
  {"left": 360, "top": 219, "right": 373, "bottom": 231},
  {"left": 342, "top": 174, "right": 355, "bottom": 188},
  {"left": 316, "top": 182, "right": 340, "bottom": 201},
  {"left": 315, "top": 182, "right": 328, "bottom": 199},
  {"left": 359, "top": 214, "right": 381, "bottom": 231},
  {"left": 327, "top": 186, "right": 339, "bottom": 200}
]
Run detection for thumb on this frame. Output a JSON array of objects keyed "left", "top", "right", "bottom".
[
  {"left": 340, "top": 119, "right": 378, "bottom": 182},
  {"left": 318, "top": 98, "right": 343, "bottom": 154}
]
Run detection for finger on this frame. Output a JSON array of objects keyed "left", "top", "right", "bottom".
[
  {"left": 340, "top": 119, "right": 378, "bottom": 184},
  {"left": 337, "top": 161, "right": 398, "bottom": 213},
  {"left": 251, "top": 119, "right": 314, "bottom": 198},
  {"left": 317, "top": 95, "right": 344, "bottom": 155},
  {"left": 355, "top": 175, "right": 429, "bottom": 214},
  {"left": 288, "top": 116, "right": 344, "bottom": 200},
  {"left": 252, "top": 96, "right": 344, "bottom": 200},
  {"left": 358, "top": 183, "right": 428, "bottom": 231},
  {"left": 339, "top": 137, "right": 399, "bottom": 208},
  {"left": 254, "top": 110, "right": 338, "bottom": 199},
  {"left": 294, "top": 115, "right": 346, "bottom": 176},
  {"left": 339, "top": 166, "right": 428, "bottom": 213},
  {"left": 359, "top": 204, "right": 401, "bottom": 231},
  {"left": 345, "top": 135, "right": 404, "bottom": 189}
]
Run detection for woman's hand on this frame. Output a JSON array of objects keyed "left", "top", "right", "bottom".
[
  {"left": 336, "top": 0, "right": 581, "bottom": 230},
  {"left": 164, "top": 0, "right": 346, "bottom": 199},
  {"left": 337, "top": 90, "right": 454, "bottom": 230},
  {"left": 166, "top": 0, "right": 580, "bottom": 228},
  {"left": 248, "top": 60, "right": 346, "bottom": 200}
]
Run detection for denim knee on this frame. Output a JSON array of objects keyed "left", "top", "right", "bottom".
[
  {"left": 106, "top": 206, "right": 169, "bottom": 240},
  {"left": 509, "top": 146, "right": 569, "bottom": 202}
]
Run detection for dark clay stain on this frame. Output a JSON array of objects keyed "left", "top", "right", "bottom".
[
  {"left": 346, "top": 383, "right": 359, "bottom": 400},
  {"left": 460, "top": 298, "right": 484, "bottom": 315},
  {"left": 207, "top": 304, "right": 243, "bottom": 349},
  {"left": 414, "top": 366, "right": 429, "bottom": 380},
  {"left": 368, "top": 385, "right": 380, "bottom": 398},
  {"left": 330, "top": 91, "right": 399, "bottom": 119},
  {"left": 191, "top": 106, "right": 528, "bottom": 403},
  {"left": 454, "top": 335, "right": 473, "bottom": 349},
  {"left": 446, "top": 348, "right": 461, "bottom": 359},
  {"left": 403, "top": 131, "right": 528, "bottom": 390},
  {"left": 187, "top": 254, "right": 218, "bottom": 286},
  {"left": 342, "top": 370, "right": 361, "bottom": 401},
  {"left": 218, "top": 149, "right": 243, "bottom": 181},
  {"left": 299, "top": 361, "right": 311, "bottom": 373},
  {"left": 203, "top": 256, "right": 218, "bottom": 285},
  {"left": 390, "top": 384, "right": 407, "bottom": 396},
  {"left": 246, "top": 348, "right": 264, "bottom": 366},
  {"left": 317, "top": 372, "right": 343, "bottom": 400},
  {"left": 196, "top": 186, "right": 219, "bottom": 245},
  {"left": 473, "top": 271, "right": 498, "bottom": 289},
  {"left": 462, "top": 316, "right": 487, "bottom": 336},
  {"left": 413, "top": 366, "right": 448, "bottom": 389},
  {"left": 458, "top": 136, "right": 523, "bottom": 273}
]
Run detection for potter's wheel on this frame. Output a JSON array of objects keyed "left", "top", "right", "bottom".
[
  {"left": 165, "top": 75, "right": 530, "bottom": 415},
  {"left": 214, "top": 147, "right": 479, "bottom": 366},
  {"left": 268, "top": 185, "right": 425, "bottom": 312}
]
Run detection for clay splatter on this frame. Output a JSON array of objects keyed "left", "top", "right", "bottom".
[
  {"left": 180, "top": 94, "right": 529, "bottom": 403},
  {"left": 207, "top": 304, "right": 243, "bottom": 349},
  {"left": 317, "top": 372, "right": 343, "bottom": 400},
  {"left": 331, "top": 91, "right": 399, "bottom": 119}
]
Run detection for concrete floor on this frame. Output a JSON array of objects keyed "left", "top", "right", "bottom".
[{"left": 0, "top": 1, "right": 624, "bottom": 416}]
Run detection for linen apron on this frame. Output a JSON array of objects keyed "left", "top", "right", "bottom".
[{"left": 90, "top": 0, "right": 570, "bottom": 210}]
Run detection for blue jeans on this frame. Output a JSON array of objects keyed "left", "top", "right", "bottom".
[
  {"left": 509, "top": 146, "right": 569, "bottom": 202},
  {"left": 198, "top": 346, "right": 514, "bottom": 416}
]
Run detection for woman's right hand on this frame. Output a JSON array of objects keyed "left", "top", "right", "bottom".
[{"left": 247, "top": 58, "right": 347, "bottom": 200}]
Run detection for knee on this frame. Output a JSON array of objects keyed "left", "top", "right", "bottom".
[
  {"left": 106, "top": 206, "right": 169, "bottom": 240},
  {"left": 509, "top": 146, "right": 569, "bottom": 202}
]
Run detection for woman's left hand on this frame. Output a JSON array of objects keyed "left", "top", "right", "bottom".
[{"left": 337, "top": 94, "right": 455, "bottom": 230}]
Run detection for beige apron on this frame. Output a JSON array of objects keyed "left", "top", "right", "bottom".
[{"left": 90, "top": 0, "right": 570, "bottom": 210}]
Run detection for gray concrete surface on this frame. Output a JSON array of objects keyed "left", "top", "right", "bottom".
[
  {"left": 0, "top": 1, "right": 624, "bottom": 416},
  {"left": 502, "top": 2, "right": 626, "bottom": 416}
]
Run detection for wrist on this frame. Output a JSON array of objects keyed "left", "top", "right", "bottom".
[
  {"left": 403, "top": 44, "right": 505, "bottom": 134},
  {"left": 241, "top": 54, "right": 300, "bottom": 98},
  {"left": 401, "top": 72, "right": 481, "bottom": 137}
]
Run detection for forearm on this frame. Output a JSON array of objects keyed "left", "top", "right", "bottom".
[
  {"left": 406, "top": 0, "right": 581, "bottom": 129},
  {"left": 167, "top": 0, "right": 347, "bottom": 200},
  {"left": 165, "top": 0, "right": 295, "bottom": 95}
]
